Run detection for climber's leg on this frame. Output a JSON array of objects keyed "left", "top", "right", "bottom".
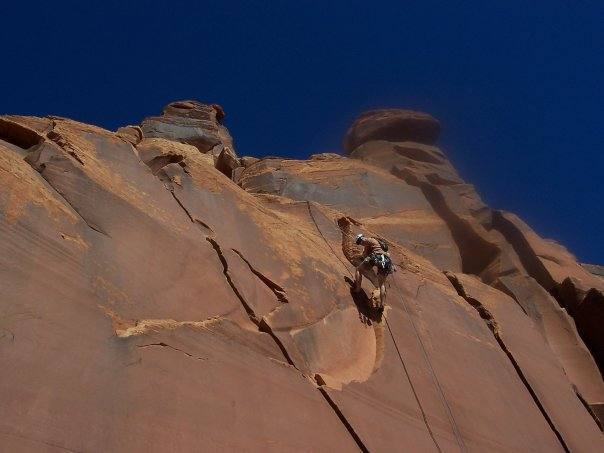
[
  {"left": 354, "top": 259, "right": 375, "bottom": 291},
  {"left": 354, "top": 266, "right": 363, "bottom": 292},
  {"left": 378, "top": 274, "right": 386, "bottom": 307}
]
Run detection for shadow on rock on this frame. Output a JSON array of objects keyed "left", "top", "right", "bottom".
[{"left": 344, "top": 276, "right": 383, "bottom": 326}]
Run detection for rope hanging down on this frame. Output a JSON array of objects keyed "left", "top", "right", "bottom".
[
  {"left": 392, "top": 279, "right": 467, "bottom": 452},
  {"left": 305, "top": 201, "right": 467, "bottom": 452}
]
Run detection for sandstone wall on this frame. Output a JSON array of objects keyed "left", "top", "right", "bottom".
[{"left": 0, "top": 105, "right": 602, "bottom": 452}]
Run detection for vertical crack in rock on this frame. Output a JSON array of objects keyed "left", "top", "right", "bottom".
[
  {"left": 492, "top": 282, "right": 530, "bottom": 316},
  {"left": 230, "top": 249, "right": 288, "bottom": 303},
  {"left": 492, "top": 211, "right": 604, "bottom": 379},
  {"left": 446, "top": 272, "right": 571, "bottom": 453},
  {"left": 132, "top": 145, "right": 396, "bottom": 451},
  {"left": 573, "top": 386, "right": 604, "bottom": 431},
  {"left": 205, "top": 237, "right": 296, "bottom": 367},
  {"left": 210, "top": 237, "right": 369, "bottom": 450},
  {"left": 12, "top": 122, "right": 110, "bottom": 237},
  {"left": 135, "top": 145, "right": 300, "bottom": 370},
  {"left": 25, "top": 151, "right": 110, "bottom": 238},
  {"left": 316, "top": 388, "right": 370, "bottom": 453},
  {"left": 26, "top": 164, "right": 110, "bottom": 237},
  {"left": 169, "top": 191, "right": 215, "bottom": 234},
  {"left": 205, "top": 238, "right": 258, "bottom": 321}
]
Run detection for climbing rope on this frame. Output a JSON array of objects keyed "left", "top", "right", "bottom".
[
  {"left": 384, "top": 315, "right": 443, "bottom": 452},
  {"left": 305, "top": 201, "right": 447, "bottom": 452},
  {"left": 391, "top": 279, "right": 467, "bottom": 452},
  {"left": 305, "top": 201, "right": 354, "bottom": 275}
]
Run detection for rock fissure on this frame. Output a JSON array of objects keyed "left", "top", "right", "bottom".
[
  {"left": 169, "top": 191, "right": 215, "bottom": 234},
  {"left": 205, "top": 237, "right": 298, "bottom": 368},
  {"left": 3, "top": 104, "right": 603, "bottom": 452},
  {"left": 492, "top": 212, "right": 604, "bottom": 377},
  {"left": 316, "top": 388, "right": 370, "bottom": 453},
  {"left": 137, "top": 342, "right": 208, "bottom": 361},
  {"left": 209, "top": 236, "right": 374, "bottom": 449},
  {"left": 136, "top": 148, "right": 301, "bottom": 372},
  {"left": 231, "top": 249, "right": 288, "bottom": 303},
  {"left": 21, "top": 147, "right": 110, "bottom": 237},
  {"left": 573, "top": 386, "right": 604, "bottom": 431},
  {"left": 46, "top": 123, "right": 85, "bottom": 166},
  {"left": 206, "top": 238, "right": 259, "bottom": 321},
  {"left": 446, "top": 272, "right": 571, "bottom": 453}
]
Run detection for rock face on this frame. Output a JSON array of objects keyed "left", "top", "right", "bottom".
[
  {"left": 0, "top": 105, "right": 602, "bottom": 452},
  {"left": 583, "top": 263, "right": 604, "bottom": 278},
  {"left": 343, "top": 109, "right": 441, "bottom": 152},
  {"left": 141, "top": 100, "right": 236, "bottom": 157}
]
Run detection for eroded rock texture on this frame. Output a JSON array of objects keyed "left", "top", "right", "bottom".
[{"left": 0, "top": 104, "right": 602, "bottom": 452}]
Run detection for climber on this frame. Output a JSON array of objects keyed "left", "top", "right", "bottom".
[{"left": 353, "top": 234, "right": 393, "bottom": 307}]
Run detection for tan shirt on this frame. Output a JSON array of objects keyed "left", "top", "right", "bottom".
[{"left": 359, "top": 237, "right": 383, "bottom": 257}]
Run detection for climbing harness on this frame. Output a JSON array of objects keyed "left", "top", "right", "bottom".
[{"left": 364, "top": 252, "right": 394, "bottom": 276}]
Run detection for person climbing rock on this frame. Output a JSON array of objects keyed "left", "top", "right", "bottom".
[{"left": 353, "top": 234, "right": 394, "bottom": 307}]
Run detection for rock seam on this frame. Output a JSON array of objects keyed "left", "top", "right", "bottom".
[{"left": 445, "top": 272, "right": 570, "bottom": 453}]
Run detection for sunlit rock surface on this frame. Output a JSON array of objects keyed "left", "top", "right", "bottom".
[{"left": 0, "top": 105, "right": 602, "bottom": 452}]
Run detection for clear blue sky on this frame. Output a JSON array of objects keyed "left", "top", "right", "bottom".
[{"left": 2, "top": 1, "right": 603, "bottom": 263}]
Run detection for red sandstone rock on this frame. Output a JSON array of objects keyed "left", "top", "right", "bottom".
[
  {"left": 492, "top": 211, "right": 603, "bottom": 293},
  {"left": 140, "top": 100, "right": 235, "bottom": 156},
  {"left": 240, "top": 155, "right": 259, "bottom": 168},
  {"left": 583, "top": 263, "right": 604, "bottom": 278},
  {"left": 343, "top": 109, "right": 441, "bottom": 152},
  {"left": 495, "top": 274, "right": 604, "bottom": 408},
  {"left": 115, "top": 125, "right": 143, "bottom": 145},
  {"left": 0, "top": 105, "right": 602, "bottom": 452},
  {"left": 348, "top": 138, "right": 514, "bottom": 279},
  {"left": 447, "top": 272, "right": 603, "bottom": 451},
  {"left": 239, "top": 157, "right": 463, "bottom": 272},
  {"left": 214, "top": 146, "right": 241, "bottom": 178}
]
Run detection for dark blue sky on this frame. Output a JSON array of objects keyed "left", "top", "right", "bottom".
[{"left": 2, "top": 1, "right": 603, "bottom": 263}]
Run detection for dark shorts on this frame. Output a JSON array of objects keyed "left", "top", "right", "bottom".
[{"left": 362, "top": 252, "right": 393, "bottom": 276}]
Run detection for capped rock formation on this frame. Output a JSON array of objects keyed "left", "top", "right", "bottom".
[
  {"left": 343, "top": 109, "right": 441, "bottom": 152},
  {"left": 0, "top": 103, "right": 602, "bottom": 452}
]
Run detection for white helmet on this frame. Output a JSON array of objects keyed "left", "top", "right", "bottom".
[{"left": 355, "top": 234, "right": 364, "bottom": 245}]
